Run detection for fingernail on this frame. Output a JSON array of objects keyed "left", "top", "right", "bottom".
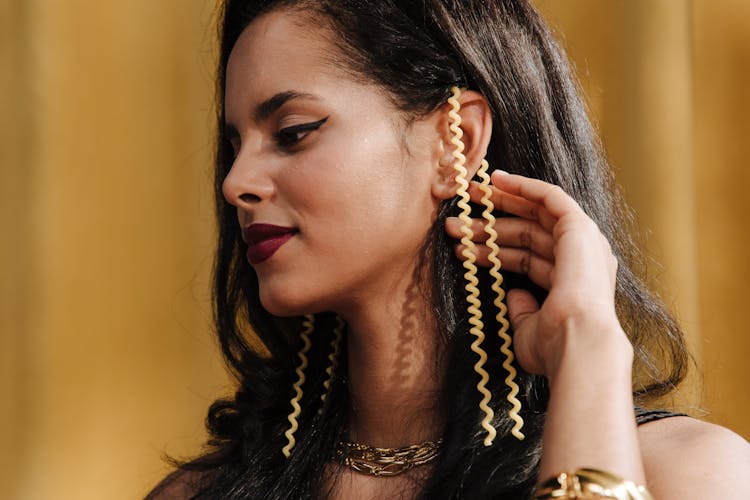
[{"left": 494, "top": 169, "right": 509, "bottom": 175}]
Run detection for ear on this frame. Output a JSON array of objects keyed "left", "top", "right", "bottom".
[{"left": 431, "top": 90, "right": 493, "bottom": 200}]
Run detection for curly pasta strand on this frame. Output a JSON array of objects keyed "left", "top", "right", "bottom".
[
  {"left": 476, "top": 159, "right": 525, "bottom": 441},
  {"left": 319, "top": 315, "right": 345, "bottom": 411},
  {"left": 282, "top": 314, "right": 315, "bottom": 458},
  {"left": 449, "top": 86, "right": 497, "bottom": 446}
]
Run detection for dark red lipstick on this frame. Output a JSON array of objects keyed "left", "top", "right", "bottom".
[{"left": 243, "top": 223, "right": 297, "bottom": 264}]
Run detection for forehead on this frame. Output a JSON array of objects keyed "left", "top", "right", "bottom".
[
  {"left": 223, "top": 8, "right": 408, "bottom": 135},
  {"left": 225, "top": 11, "right": 338, "bottom": 106},
  {"left": 229, "top": 9, "right": 330, "bottom": 65}
]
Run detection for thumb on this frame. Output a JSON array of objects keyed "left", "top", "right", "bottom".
[
  {"left": 506, "top": 288, "right": 543, "bottom": 375},
  {"left": 506, "top": 288, "right": 539, "bottom": 331}
]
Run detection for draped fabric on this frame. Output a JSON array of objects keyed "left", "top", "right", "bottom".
[{"left": 1, "top": 1, "right": 747, "bottom": 498}]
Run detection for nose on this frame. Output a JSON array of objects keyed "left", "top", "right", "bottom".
[{"left": 222, "top": 148, "right": 275, "bottom": 209}]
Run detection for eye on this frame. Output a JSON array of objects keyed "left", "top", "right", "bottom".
[{"left": 274, "top": 117, "right": 328, "bottom": 149}]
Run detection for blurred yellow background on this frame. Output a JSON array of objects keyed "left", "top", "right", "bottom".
[{"left": 1, "top": 1, "right": 748, "bottom": 499}]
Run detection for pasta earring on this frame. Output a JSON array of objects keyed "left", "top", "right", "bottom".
[
  {"left": 475, "top": 159, "right": 525, "bottom": 441},
  {"left": 448, "top": 86, "right": 524, "bottom": 444},
  {"left": 282, "top": 314, "right": 315, "bottom": 458},
  {"left": 319, "top": 315, "right": 345, "bottom": 412},
  {"left": 448, "top": 86, "right": 496, "bottom": 446}
]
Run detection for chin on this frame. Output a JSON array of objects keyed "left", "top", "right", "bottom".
[{"left": 258, "top": 287, "right": 321, "bottom": 318}]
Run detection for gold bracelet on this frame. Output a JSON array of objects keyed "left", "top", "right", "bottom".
[{"left": 534, "top": 468, "right": 654, "bottom": 500}]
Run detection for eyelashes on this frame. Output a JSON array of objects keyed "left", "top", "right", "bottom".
[
  {"left": 274, "top": 116, "right": 329, "bottom": 149},
  {"left": 226, "top": 116, "right": 329, "bottom": 160}
]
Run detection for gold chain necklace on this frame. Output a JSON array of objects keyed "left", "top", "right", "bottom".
[{"left": 336, "top": 438, "right": 443, "bottom": 477}]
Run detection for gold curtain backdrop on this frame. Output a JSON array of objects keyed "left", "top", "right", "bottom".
[{"left": 1, "top": 1, "right": 748, "bottom": 498}]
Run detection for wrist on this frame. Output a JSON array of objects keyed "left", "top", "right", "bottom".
[{"left": 545, "top": 318, "right": 633, "bottom": 387}]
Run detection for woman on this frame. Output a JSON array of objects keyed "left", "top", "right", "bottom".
[{"left": 149, "top": 0, "right": 750, "bottom": 498}]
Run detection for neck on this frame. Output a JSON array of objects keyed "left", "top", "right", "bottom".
[{"left": 337, "top": 264, "right": 447, "bottom": 447}]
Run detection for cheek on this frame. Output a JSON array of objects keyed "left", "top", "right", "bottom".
[
  {"left": 276, "top": 115, "right": 437, "bottom": 272},
  {"left": 287, "top": 122, "right": 413, "bottom": 214},
  {"left": 257, "top": 155, "right": 436, "bottom": 314}
]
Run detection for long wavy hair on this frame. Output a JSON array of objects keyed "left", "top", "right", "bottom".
[{"left": 151, "top": 1, "right": 690, "bottom": 498}]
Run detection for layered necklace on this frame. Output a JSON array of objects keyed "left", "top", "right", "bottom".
[{"left": 335, "top": 438, "right": 443, "bottom": 477}]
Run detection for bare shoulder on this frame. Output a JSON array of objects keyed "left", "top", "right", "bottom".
[
  {"left": 145, "top": 468, "right": 208, "bottom": 500},
  {"left": 637, "top": 416, "right": 750, "bottom": 499}
]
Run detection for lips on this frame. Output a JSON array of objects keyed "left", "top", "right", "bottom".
[{"left": 242, "top": 223, "right": 297, "bottom": 264}]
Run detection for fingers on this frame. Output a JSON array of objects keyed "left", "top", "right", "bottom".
[
  {"left": 465, "top": 181, "right": 552, "bottom": 226},
  {"left": 454, "top": 243, "right": 553, "bottom": 290},
  {"left": 487, "top": 170, "right": 585, "bottom": 222},
  {"left": 447, "top": 171, "right": 615, "bottom": 295},
  {"left": 446, "top": 216, "right": 554, "bottom": 260}
]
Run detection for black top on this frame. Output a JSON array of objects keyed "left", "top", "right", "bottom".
[{"left": 635, "top": 407, "right": 688, "bottom": 426}]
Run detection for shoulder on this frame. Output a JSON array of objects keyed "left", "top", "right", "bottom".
[
  {"left": 637, "top": 415, "right": 750, "bottom": 499},
  {"left": 145, "top": 468, "right": 208, "bottom": 500}
]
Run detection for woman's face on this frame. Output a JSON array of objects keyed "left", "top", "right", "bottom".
[{"left": 223, "top": 9, "right": 443, "bottom": 317}]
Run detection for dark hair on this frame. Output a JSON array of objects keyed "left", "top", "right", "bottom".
[{"left": 150, "top": 1, "right": 690, "bottom": 498}]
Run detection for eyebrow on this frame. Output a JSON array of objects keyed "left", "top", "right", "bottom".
[
  {"left": 225, "top": 90, "right": 319, "bottom": 139},
  {"left": 255, "top": 91, "right": 318, "bottom": 122}
]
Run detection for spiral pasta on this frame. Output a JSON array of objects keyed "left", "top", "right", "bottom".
[
  {"left": 282, "top": 314, "right": 315, "bottom": 458},
  {"left": 320, "top": 315, "right": 345, "bottom": 410},
  {"left": 449, "top": 86, "right": 497, "bottom": 446},
  {"left": 475, "top": 159, "right": 525, "bottom": 441}
]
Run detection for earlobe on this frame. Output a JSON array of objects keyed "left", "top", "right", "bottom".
[
  {"left": 432, "top": 142, "right": 463, "bottom": 200},
  {"left": 430, "top": 89, "right": 493, "bottom": 200}
]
